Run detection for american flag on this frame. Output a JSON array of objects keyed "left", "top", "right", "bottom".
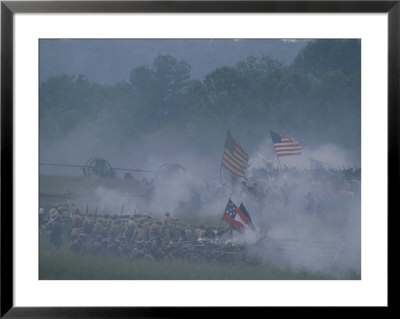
[
  {"left": 270, "top": 131, "right": 302, "bottom": 157},
  {"left": 222, "top": 130, "right": 249, "bottom": 178},
  {"left": 222, "top": 199, "right": 253, "bottom": 231}
]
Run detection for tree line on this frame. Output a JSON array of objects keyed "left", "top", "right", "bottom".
[{"left": 40, "top": 39, "right": 361, "bottom": 156}]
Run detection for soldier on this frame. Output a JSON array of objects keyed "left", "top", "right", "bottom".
[
  {"left": 71, "top": 209, "right": 83, "bottom": 228},
  {"left": 194, "top": 226, "right": 206, "bottom": 239},
  {"left": 91, "top": 235, "right": 106, "bottom": 253},
  {"left": 93, "top": 220, "right": 107, "bottom": 236},
  {"left": 68, "top": 202, "right": 76, "bottom": 216},
  {"left": 49, "top": 215, "right": 63, "bottom": 247},
  {"left": 304, "top": 192, "right": 316, "bottom": 213},
  {"left": 162, "top": 212, "right": 171, "bottom": 242},
  {"left": 150, "top": 220, "right": 163, "bottom": 240},
  {"left": 110, "top": 219, "right": 123, "bottom": 238},
  {"left": 70, "top": 227, "right": 82, "bottom": 241},
  {"left": 82, "top": 216, "right": 93, "bottom": 233},
  {"left": 49, "top": 207, "right": 58, "bottom": 220},
  {"left": 132, "top": 224, "right": 148, "bottom": 245},
  {"left": 70, "top": 233, "right": 85, "bottom": 253},
  {"left": 131, "top": 247, "right": 145, "bottom": 259},
  {"left": 184, "top": 225, "right": 192, "bottom": 242},
  {"left": 39, "top": 208, "right": 49, "bottom": 228}
]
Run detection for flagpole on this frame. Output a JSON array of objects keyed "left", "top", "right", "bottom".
[
  {"left": 219, "top": 128, "right": 229, "bottom": 183},
  {"left": 270, "top": 130, "right": 282, "bottom": 172},
  {"left": 217, "top": 215, "right": 224, "bottom": 231},
  {"left": 275, "top": 152, "right": 282, "bottom": 172},
  {"left": 218, "top": 195, "right": 231, "bottom": 231}
]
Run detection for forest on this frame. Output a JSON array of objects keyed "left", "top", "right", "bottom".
[{"left": 39, "top": 39, "right": 361, "bottom": 167}]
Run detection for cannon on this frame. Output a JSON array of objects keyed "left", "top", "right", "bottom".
[
  {"left": 40, "top": 157, "right": 155, "bottom": 178},
  {"left": 40, "top": 158, "right": 186, "bottom": 180},
  {"left": 82, "top": 157, "right": 115, "bottom": 178}
]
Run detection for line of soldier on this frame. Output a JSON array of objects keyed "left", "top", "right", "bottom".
[
  {"left": 240, "top": 165, "right": 361, "bottom": 214},
  {"left": 39, "top": 206, "right": 250, "bottom": 263}
]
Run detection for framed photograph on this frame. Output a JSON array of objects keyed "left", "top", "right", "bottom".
[{"left": 1, "top": 0, "right": 395, "bottom": 317}]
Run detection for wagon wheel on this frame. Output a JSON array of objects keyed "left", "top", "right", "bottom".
[{"left": 83, "top": 157, "right": 115, "bottom": 178}]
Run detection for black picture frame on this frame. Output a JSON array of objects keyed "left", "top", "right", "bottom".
[{"left": 1, "top": 1, "right": 396, "bottom": 317}]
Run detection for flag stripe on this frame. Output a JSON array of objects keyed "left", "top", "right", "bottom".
[
  {"left": 222, "top": 160, "right": 244, "bottom": 177},
  {"left": 234, "top": 149, "right": 248, "bottom": 163},
  {"left": 275, "top": 148, "right": 302, "bottom": 152},
  {"left": 222, "top": 131, "right": 249, "bottom": 178},
  {"left": 223, "top": 153, "right": 245, "bottom": 172},
  {"left": 274, "top": 143, "right": 302, "bottom": 149},
  {"left": 222, "top": 163, "right": 243, "bottom": 178},
  {"left": 234, "top": 144, "right": 249, "bottom": 161},
  {"left": 270, "top": 131, "right": 302, "bottom": 158},
  {"left": 222, "top": 213, "right": 244, "bottom": 230},
  {"left": 236, "top": 207, "right": 251, "bottom": 224},
  {"left": 277, "top": 152, "right": 302, "bottom": 157},
  {"left": 224, "top": 150, "right": 247, "bottom": 169}
]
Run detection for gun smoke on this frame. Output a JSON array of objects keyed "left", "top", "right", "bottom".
[{"left": 40, "top": 39, "right": 361, "bottom": 279}]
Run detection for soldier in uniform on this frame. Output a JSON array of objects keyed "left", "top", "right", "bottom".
[
  {"left": 39, "top": 208, "right": 49, "bottom": 229},
  {"left": 126, "top": 215, "right": 136, "bottom": 233},
  {"left": 109, "top": 219, "right": 123, "bottom": 238},
  {"left": 82, "top": 216, "right": 93, "bottom": 233},
  {"left": 184, "top": 225, "right": 193, "bottom": 242},
  {"left": 150, "top": 220, "right": 163, "bottom": 240},
  {"left": 71, "top": 209, "right": 83, "bottom": 228},
  {"left": 194, "top": 226, "right": 206, "bottom": 239},
  {"left": 70, "top": 233, "right": 86, "bottom": 253},
  {"left": 70, "top": 227, "right": 82, "bottom": 241},
  {"left": 132, "top": 224, "right": 148, "bottom": 245},
  {"left": 93, "top": 220, "right": 107, "bottom": 237},
  {"left": 304, "top": 192, "right": 316, "bottom": 213},
  {"left": 162, "top": 212, "right": 171, "bottom": 242},
  {"left": 49, "top": 207, "right": 58, "bottom": 220},
  {"left": 49, "top": 215, "right": 63, "bottom": 247}
]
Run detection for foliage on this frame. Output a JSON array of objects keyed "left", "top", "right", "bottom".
[{"left": 40, "top": 40, "right": 361, "bottom": 156}]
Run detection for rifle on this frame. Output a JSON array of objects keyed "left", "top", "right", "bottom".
[{"left": 120, "top": 202, "right": 125, "bottom": 216}]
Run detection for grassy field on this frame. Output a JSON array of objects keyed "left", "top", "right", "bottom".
[
  {"left": 39, "top": 236, "right": 344, "bottom": 280},
  {"left": 39, "top": 175, "right": 360, "bottom": 280}
]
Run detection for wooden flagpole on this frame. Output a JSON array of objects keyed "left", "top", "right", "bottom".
[
  {"left": 271, "top": 130, "right": 282, "bottom": 171},
  {"left": 218, "top": 194, "right": 232, "bottom": 231},
  {"left": 219, "top": 128, "right": 229, "bottom": 183},
  {"left": 119, "top": 202, "right": 125, "bottom": 216},
  {"left": 275, "top": 152, "right": 282, "bottom": 172}
]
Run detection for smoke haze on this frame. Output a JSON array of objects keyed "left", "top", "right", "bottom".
[{"left": 40, "top": 39, "right": 361, "bottom": 278}]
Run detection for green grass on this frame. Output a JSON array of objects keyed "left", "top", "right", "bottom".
[
  {"left": 40, "top": 175, "right": 147, "bottom": 196},
  {"left": 39, "top": 236, "right": 339, "bottom": 280},
  {"left": 39, "top": 175, "right": 361, "bottom": 280}
]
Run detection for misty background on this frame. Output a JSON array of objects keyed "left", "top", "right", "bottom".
[
  {"left": 40, "top": 39, "right": 360, "bottom": 173},
  {"left": 39, "top": 39, "right": 361, "bottom": 276}
]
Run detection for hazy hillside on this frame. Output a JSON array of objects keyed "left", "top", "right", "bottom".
[
  {"left": 40, "top": 39, "right": 307, "bottom": 84},
  {"left": 40, "top": 39, "right": 360, "bottom": 174}
]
